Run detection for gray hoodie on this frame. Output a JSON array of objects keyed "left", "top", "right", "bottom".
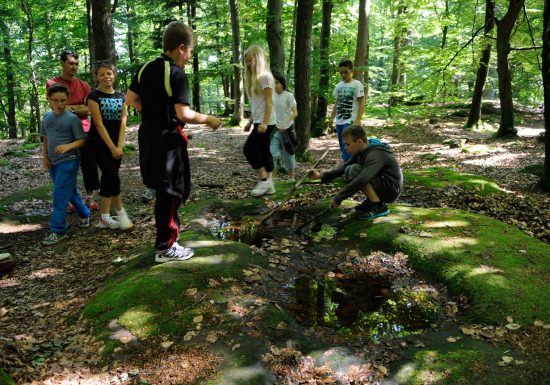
[{"left": 321, "top": 139, "right": 403, "bottom": 204}]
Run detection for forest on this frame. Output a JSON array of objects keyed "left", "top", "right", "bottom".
[{"left": 1, "top": 0, "right": 550, "bottom": 384}]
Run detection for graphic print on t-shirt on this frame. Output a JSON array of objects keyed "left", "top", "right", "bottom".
[
  {"left": 99, "top": 97, "right": 123, "bottom": 121},
  {"left": 335, "top": 86, "right": 356, "bottom": 122}
]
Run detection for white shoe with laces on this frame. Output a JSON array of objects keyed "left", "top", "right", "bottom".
[
  {"left": 250, "top": 180, "right": 275, "bottom": 196},
  {"left": 96, "top": 216, "right": 119, "bottom": 229},
  {"left": 155, "top": 242, "right": 194, "bottom": 262}
]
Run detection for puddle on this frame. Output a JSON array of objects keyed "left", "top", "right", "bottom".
[
  {"left": 288, "top": 252, "right": 442, "bottom": 341},
  {"left": 204, "top": 209, "right": 304, "bottom": 245}
]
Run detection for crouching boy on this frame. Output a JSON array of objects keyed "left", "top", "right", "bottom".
[{"left": 308, "top": 125, "right": 403, "bottom": 219}]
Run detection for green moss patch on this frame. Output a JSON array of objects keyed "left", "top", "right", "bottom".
[
  {"left": 0, "top": 369, "right": 16, "bottom": 385},
  {"left": 336, "top": 205, "right": 550, "bottom": 324},
  {"left": 0, "top": 159, "right": 10, "bottom": 167},
  {"left": 520, "top": 163, "right": 544, "bottom": 177},
  {"left": 404, "top": 167, "right": 505, "bottom": 195}
]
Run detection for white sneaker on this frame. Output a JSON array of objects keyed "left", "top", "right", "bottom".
[
  {"left": 250, "top": 180, "right": 275, "bottom": 196},
  {"left": 155, "top": 242, "right": 194, "bottom": 262},
  {"left": 117, "top": 210, "right": 134, "bottom": 231},
  {"left": 96, "top": 216, "right": 119, "bottom": 229}
]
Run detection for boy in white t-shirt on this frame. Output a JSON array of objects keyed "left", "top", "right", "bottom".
[{"left": 328, "top": 59, "right": 365, "bottom": 161}]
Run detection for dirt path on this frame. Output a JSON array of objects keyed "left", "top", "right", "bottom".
[{"left": 0, "top": 113, "right": 548, "bottom": 383}]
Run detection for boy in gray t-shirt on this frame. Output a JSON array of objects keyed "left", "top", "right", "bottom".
[{"left": 41, "top": 83, "right": 90, "bottom": 245}]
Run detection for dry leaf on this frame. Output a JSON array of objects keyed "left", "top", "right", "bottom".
[
  {"left": 161, "top": 341, "right": 174, "bottom": 349},
  {"left": 447, "top": 337, "right": 457, "bottom": 343},
  {"left": 506, "top": 316, "right": 514, "bottom": 323},
  {"left": 193, "top": 315, "right": 204, "bottom": 324},
  {"left": 231, "top": 343, "right": 241, "bottom": 351},
  {"left": 186, "top": 288, "right": 198, "bottom": 295},
  {"left": 533, "top": 320, "right": 546, "bottom": 327},
  {"left": 119, "top": 336, "right": 132, "bottom": 344},
  {"left": 184, "top": 331, "right": 196, "bottom": 341},
  {"left": 206, "top": 332, "right": 218, "bottom": 343},
  {"left": 375, "top": 365, "right": 388, "bottom": 375},
  {"left": 505, "top": 323, "right": 521, "bottom": 330},
  {"left": 460, "top": 327, "right": 475, "bottom": 335}
]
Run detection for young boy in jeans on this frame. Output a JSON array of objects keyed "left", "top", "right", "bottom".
[
  {"left": 42, "top": 83, "right": 90, "bottom": 245},
  {"left": 328, "top": 59, "right": 365, "bottom": 162},
  {"left": 308, "top": 125, "right": 402, "bottom": 220},
  {"left": 126, "top": 21, "right": 220, "bottom": 262}
]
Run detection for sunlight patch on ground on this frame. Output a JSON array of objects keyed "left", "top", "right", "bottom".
[
  {"left": 463, "top": 152, "right": 528, "bottom": 167},
  {"left": 27, "top": 268, "right": 64, "bottom": 280},
  {"left": 423, "top": 220, "right": 469, "bottom": 228},
  {"left": 432, "top": 237, "right": 478, "bottom": 248},
  {"left": 0, "top": 223, "right": 43, "bottom": 234},
  {"left": 516, "top": 126, "right": 544, "bottom": 137},
  {"left": 183, "top": 239, "right": 227, "bottom": 248},
  {"left": 465, "top": 265, "right": 504, "bottom": 277},
  {"left": 0, "top": 277, "right": 19, "bottom": 288}
]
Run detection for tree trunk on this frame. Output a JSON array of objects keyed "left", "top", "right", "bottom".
[
  {"left": 466, "top": 0, "right": 495, "bottom": 128},
  {"left": 266, "top": 0, "right": 285, "bottom": 74},
  {"left": 229, "top": 0, "right": 243, "bottom": 123},
  {"left": 21, "top": 0, "right": 40, "bottom": 135},
  {"left": 388, "top": 5, "right": 406, "bottom": 106},
  {"left": 441, "top": 0, "right": 449, "bottom": 49},
  {"left": 495, "top": 0, "right": 524, "bottom": 138},
  {"left": 126, "top": 0, "right": 137, "bottom": 65},
  {"left": 0, "top": 20, "right": 17, "bottom": 138},
  {"left": 294, "top": 0, "right": 315, "bottom": 154},
  {"left": 90, "top": 0, "right": 116, "bottom": 66},
  {"left": 311, "top": 0, "right": 332, "bottom": 137},
  {"left": 86, "top": 0, "right": 96, "bottom": 78},
  {"left": 354, "top": 0, "right": 371, "bottom": 100},
  {"left": 187, "top": 0, "right": 200, "bottom": 112},
  {"left": 541, "top": 0, "right": 550, "bottom": 191},
  {"left": 286, "top": 0, "right": 298, "bottom": 81}
]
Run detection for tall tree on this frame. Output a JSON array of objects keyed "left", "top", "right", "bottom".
[
  {"left": 354, "top": 0, "right": 370, "bottom": 99},
  {"left": 286, "top": 0, "right": 298, "bottom": 81},
  {"left": 21, "top": 0, "right": 40, "bottom": 135},
  {"left": 0, "top": 19, "right": 17, "bottom": 138},
  {"left": 294, "top": 0, "right": 315, "bottom": 154},
  {"left": 466, "top": 0, "right": 495, "bottom": 128},
  {"left": 187, "top": 0, "right": 200, "bottom": 112},
  {"left": 125, "top": 0, "right": 137, "bottom": 65},
  {"left": 266, "top": 0, "right": 285, "bottom": 74},
  {"left": 229, "top": 0, "right": 243, "bottom": 123},
  {"left": 90, "top": 0, "right": 116, "bottom": 87},
  {"left": 495, "top": 0, "right": 524, "bottom": 138},
  {"left": 311, "top": 0, "right": 333, "bottom": 137},
  {"left": 388, "top": 4, "right": 406, "bottom": 106},
  {"left": 541, "top": 0, "right": 550, "bottom": 191}
]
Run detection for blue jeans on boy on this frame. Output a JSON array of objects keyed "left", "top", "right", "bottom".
[
  {"left": 49, "top": 159, "right": 90, "bottom": 234},
  {"left": 336, "top": 123, "right": 352, "bottom": 162}
]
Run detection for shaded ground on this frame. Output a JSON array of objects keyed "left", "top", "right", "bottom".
[{"left": 0, "top": 108, "right": 549, "bottom": 384}]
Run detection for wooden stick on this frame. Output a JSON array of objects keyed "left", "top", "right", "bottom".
[
  {"left": 259, "top": 149, "right": 330, "bottom": 224},
  {"left": 294, "top": 207, "right": 332, "bottom": 232}
]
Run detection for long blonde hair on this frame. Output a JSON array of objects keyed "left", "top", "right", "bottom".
[{"left": 244, "top": 45, "right": 271, "bottom": 97}]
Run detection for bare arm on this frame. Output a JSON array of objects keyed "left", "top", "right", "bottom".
[
  {"left": 54, "top": 138, "right": 86, "bottom": 155},
  {"left": 259, "top": 87, "right": 273, "bottom": 133},
  {"left": 68, "top": 104, "right": 89, "bottom": 118},
  {"left": 328, "top": 96, "right": 338, "bottom": 129},
  {"left": 117, "top": 103, "right": 128, "bottom": 150},
  {"left": 175, "top": 104, "right": 221, "bottom": 130},
  {"left": 354, "top": 96, "right": 365, "bottom": 126},
  {"left": 88, "top": 99, "right": 122, "bottom": 159},
  {"left": 125, "top": 90, "right": 142, "bottom": 112},
  {"left": 42, "top": 137, "right": 51, "bottom": 169}
]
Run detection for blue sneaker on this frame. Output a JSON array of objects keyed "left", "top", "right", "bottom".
[{"left": 357, "top": 202, "right": 390, "bottom": 220}]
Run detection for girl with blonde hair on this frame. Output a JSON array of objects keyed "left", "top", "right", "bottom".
[{"left": 243, "top": 45, "right": 278, "bottom": 196}]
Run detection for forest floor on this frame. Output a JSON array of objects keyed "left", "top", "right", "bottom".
[{"left": 0, "top": 105, "right": 549, "bottom": 384}]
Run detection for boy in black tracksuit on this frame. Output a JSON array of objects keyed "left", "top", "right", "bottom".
[
  {"left": 126, "top": 21, "right": 220, "bottom": 262},
  {"left": 308, "top": 125, "right": 403, "bottom": 219}
]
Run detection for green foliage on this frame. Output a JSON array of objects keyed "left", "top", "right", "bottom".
[
  {"left": 520, "top": 163, "right": 544, "bottom": 177},
  {"left": 0, "top": 369, "right": 16, "bottom": 385},
  {"left": 123, "top": 143, "right": 136, "bottom": 153},
  {"left": 0, "top": 159, "right": 9, "bottom": 167}
]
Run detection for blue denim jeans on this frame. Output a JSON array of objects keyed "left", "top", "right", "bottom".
[
  {"left": 270, "top": 131, "right": 296, "bottom": 170},
  {"left": 49, "top": 159, "right": 90, "bottom": 234},
  {"left": 336, "top": 123, "right": 352, "bottom": 162}
]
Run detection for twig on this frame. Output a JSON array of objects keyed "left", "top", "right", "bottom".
[
  {"left": 259, "top": 149, "right": 330, "bottom": 224},
  {"left": 294, "top": 207, "right": 332, "bottom": 232}
]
